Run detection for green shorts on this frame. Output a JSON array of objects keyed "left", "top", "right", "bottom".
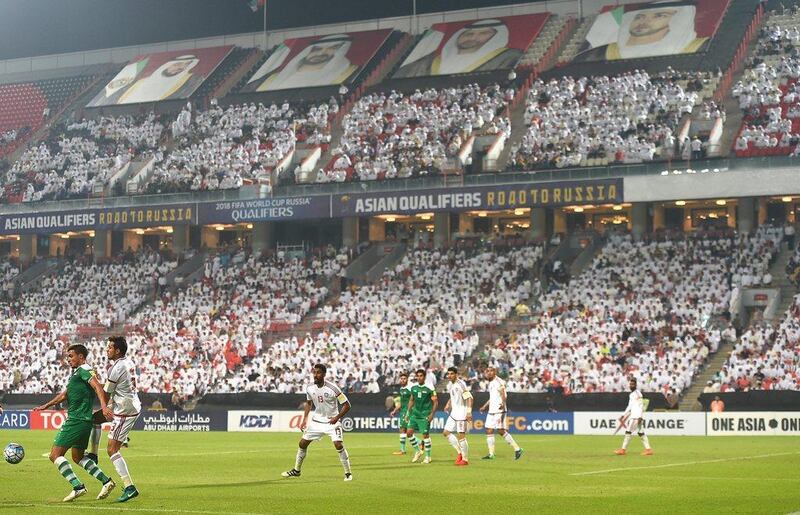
[
  {"left": 398, "top": 410, "right": 409, "bottom": 430},
  {"left": 409, "top": 416, "right": 430, "bottom": 434},
  {"left": 53, "top": 418, "right": 93, "bottom": 450}
]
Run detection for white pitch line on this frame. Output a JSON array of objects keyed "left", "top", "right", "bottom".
[
  {"left": 570, "top": 451, "right": 800, "bottom": 476},
  {"left": 32, "top": 442, "right": 395, "bottom": 461},
  {"left": 0, "top": 503, "right": 265, "bottom": 515}
]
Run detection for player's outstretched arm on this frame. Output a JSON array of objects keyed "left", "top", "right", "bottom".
[
  {"left": 465, "top": 392, "right": 474, "bottom": 422},
  {"left": 33, "top": 390, "right": 67, "bottom": 411},
  {"left": 406, "top": 395, "right": 415, "bottom": 422},
  {"left": 479, "top": 399, "right": 490, "bottom": 413}
]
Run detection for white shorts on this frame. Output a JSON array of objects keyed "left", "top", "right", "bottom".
[
  {"left": 485, "top": 412, "right": 507, "bottom": 430},
  {"left": 444, "top": 416, "right": 468, "bottom": 434},
  {"left": 108, "top": 413, "right": 138, "bottom": 443},
  {"left": 304, "top": 419, "right": 344, "bottom": 442}
]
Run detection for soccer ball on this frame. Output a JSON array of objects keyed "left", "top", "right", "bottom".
[{"left": 3, "top": 443, "right": 24, "bottom": 465}]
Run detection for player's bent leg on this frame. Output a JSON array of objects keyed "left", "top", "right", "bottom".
[
  {"left": 52, "top": 446, "right": 86, "bottom": 501},
  {"left": 456, "top": 433, "right": 469, "bottom": 465},
  {"left": 73, "top": 447, "right": 115, "bottom": 499},
  {"left": 483, "top": 428, "right": 495, "bottom": 460},
  {"left": 498, "top": 428, "right": 523, "bottom": 459},
  {"left": 283, "top": 439, "right": 312, "bottom": 478},
  {"left": 422, "top": 433, "right": 432, "bottom": 463},
  {"left": 86, "top": 424, "right": 102, "bottom": 463},
  {"left": 108, "top": 438, "right": 139, "bottom": 502},
  {"left": 638, "top": 432, "right": 653, "bottom": 455},
  {"left": 333, "top": 441, "right": 352, "bottom": 481},
  {"left": 615, "top": 431, "right": 632, "bottom": 455},
  {"left": 394, "top": 428, "right": 407, "bottom": 455}
]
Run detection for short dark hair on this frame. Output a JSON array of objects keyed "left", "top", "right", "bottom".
[
  {"left": 415, "top": 369, "right": 426, "bottom": 376},
  {"left": 108, "top": 336, "right": 127, "bottom": 357},
  {"left": 400, "top": 372, "right": 409, "bottom": 378},
  {"left": 447, "top": 366, "right": 458, "bottom": 374},
  {"left": 314, "top": 363, "right": 327, "bottom": 374},
  {"left": 68, "top": 344, "right": 88, "bottom": 358}
]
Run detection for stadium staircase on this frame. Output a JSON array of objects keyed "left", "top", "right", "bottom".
[
  {"left": 341, "top": 242, "right": 406, "bottom": 286},
  {"left": 164, "top": 250, "right": 208, "bottom": 290},
  {"left": 14, "top": 257, "right": 59, "bottom": 296},
  {"left": 768, "top": 244, "right": 797, "bottom": 318},
  {"left": 677, "top": 338, "right": 736, "bottom": 411},
  {"left": 678, "top": 242, "right": 793, "bottom": 410}
]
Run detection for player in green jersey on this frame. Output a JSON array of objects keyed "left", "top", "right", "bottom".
[
  {"left": 390, "top": 372, "right": 412, "bottom": 455},
  {"left": 33, "top": 344, "right": 116, "bottom": 503},
  {"left": 404, "top": 369, "right": 438, "bottom": 464}
]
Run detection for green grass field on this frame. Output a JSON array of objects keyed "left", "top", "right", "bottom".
[{"left": 0, "top": 431, "right": 798, "bottom": 514}]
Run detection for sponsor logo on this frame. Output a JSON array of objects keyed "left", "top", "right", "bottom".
[
  {"left": 574, "top": 412, "right": 706, "bottom": 436},
  {"left": 30, "top": 410, "right": 68, "bottom": 430},
  {"left": 239, "top": 415, "right": 273, "bottom": 429},
  {"left": 0, "top": 410, "right": 30, "bottom": 429},
  {"left": 708, "top": 412, "right": 800, "bottom": 435}
]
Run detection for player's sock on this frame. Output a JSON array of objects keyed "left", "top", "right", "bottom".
[
  {"left": 640, "top": 434, "right": 651, "bottom": 450},
  {"left": 294, "top": 448, "right": 307, "bottom": 471},
  {"left": 459, "top": 438, "right": 469, "bottom": 462},
  {"left": 110, "top": 452, "right": 134, "bottom": 488},
  {"left": 423, "top": 438, "right": 432, "bottom": 458},
  {"left": 409, "top": 435, "right": 420, "bottom": 451},
  {"left": 399, "top": 433, "right": 407, "bottom": 452},
  {"left": 446, "top": 433, "right": 460, "bottom": 453},
  {"left": 337, "top": 448, "right": 352, "bottom": 474},
  {"left": 89, "top": 424, "right": 102, "bottom": 455},
  {"left": 79, "top": 457, "right": 111, "bottom": 484},
  {"left": 54, "top": 456, "right": 83, "bottom": 489},
  {"left": 486, "top": 435, "right": 496, "bottom": 456},
  {"left": 622, "top": 432, "right": 632, "bottom": 450},
  {"left": 503, "top": 432, "right": 521, "bottom": 451}
]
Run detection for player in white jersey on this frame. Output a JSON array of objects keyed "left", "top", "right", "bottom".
[
  {"left": 95, "top": 337, "right": 141, "bottom": 502},
  {"left": 282, "top": 364, "right": 353, "bottom": 481},
  {"left": 615, "top": 377, "right": 653, "bottom": 456},
  {"left": 442, "top": 367, "right": 473, "bottom": 466},
  {"left": 478, "top": 367, "right": 523, "bottom": 460}
]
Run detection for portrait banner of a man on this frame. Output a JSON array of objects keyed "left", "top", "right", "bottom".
[
  {"left": 242, "top": 29, "right": 392, "bottom": 93},
  {"left": 572, "top": 0, "right": 730, "bottom": 63},
  {"left": 393, "top": 13, "right": 550, "bottom": 79},
  {"left": 87, "top": 46, "right": 234, "bottom": 107}
]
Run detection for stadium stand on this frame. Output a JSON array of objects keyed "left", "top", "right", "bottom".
[
  {"left": 144, "top": 99, "right": 334, "bottom": 193},
  {"left": 2, "top": 113, "right": 165, "bottom": 201},
  {"left": 472, "top": 226, "right": 783, "bottom": 394},
  {"left": 217, "top": 239, "right": 543, "bottom": 393},
  {"left": 0, "top": 249, "right": 175, "bottom": 393},
  {"left": 732, "top": 7, "right": 800, "bottom": 156},
  {"left": 123, "top": 246, "right": 347, "bottom": 397},
  {"left": 716, "top": 296, "right": 800, "bottom": 392},
  {"left": 324, "top": 83, "right": 510, "bottom": 182},
  {"left": 0, "top": 75, "right": 95, "bottom": 162}
]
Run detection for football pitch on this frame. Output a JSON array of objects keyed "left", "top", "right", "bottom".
[{"left": 0, "top": 431, "right": 798, "bottom": 514}]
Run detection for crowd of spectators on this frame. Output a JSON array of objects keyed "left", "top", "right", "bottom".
[
  {"left": 216, "top": 240, "right": 542, "bottom": 393},
  {"left": 123, "top": 246, "right": 347, "bottom": 398},
  {"left": 326, "top": 84, "right": 511, "bottom": 183},
  {"left": 0, "top": 249, "right": 175, "bottom": 393},
  {"left": 1, "top": 114, "right": 164, "bottom": 202},
  {"left": 147, "top": 100, "right": 333, "bottom": 194},
  {"left": 732, "top": 17, "right": 800, "bottom": 155},
  {"left": 470, "top": 228, "right": 781, "bottom": 394},
  {"left": 509, "top": 70, "right": 717, "bottom": 170},
  {"left": 715, "top": 296, "right": 800, "bottom": 391}
]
